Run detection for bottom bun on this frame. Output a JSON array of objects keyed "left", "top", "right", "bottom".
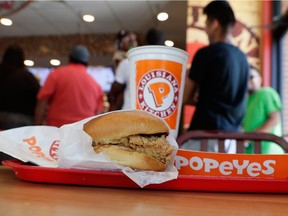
[{"left": 94, "top": 145, "right": 168, "bottom": 171}]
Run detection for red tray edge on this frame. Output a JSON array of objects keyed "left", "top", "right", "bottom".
[{"left": 3, "top": 159, "right": 288, "bottom": 193}]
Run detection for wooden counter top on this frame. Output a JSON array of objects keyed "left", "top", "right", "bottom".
[{"left": 1, "top": 166, "right": 288, "bottom": 216}]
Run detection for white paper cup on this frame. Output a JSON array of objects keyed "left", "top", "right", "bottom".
[{"left": 127, "top": 45, "right": 189, "bottom": 138}]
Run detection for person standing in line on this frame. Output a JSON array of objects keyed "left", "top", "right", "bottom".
[
  {"left": 0, "top": 44, "right": 40, "bottom": 162},
  {"left": 145, "top": 28, "right": 166, "bottom": 46},
  {"left": 242, "top": 66, "right": 284, "bottom": 154},
  {"left": 0, "top": 44, "right": 40, "bottom": 129},
  {"left": 112, "top": 29, "right": 133, "bottom": 71},
  {"left": 108, "top": 28, "right": 165, "bottom": 111},
  {"left": 181, "top": 1, "right": 249, "bottom": 152},
  {"left": 34, "top": 45, "right": 104, "bottom": 127},
  {"left": 108, "top": 30, "right": 138, "bottom": 111}
]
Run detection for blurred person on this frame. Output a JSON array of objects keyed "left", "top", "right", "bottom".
[
  {"left": 115, "top": 29, "right": 138, "bottom": 52},
  {"left": 0, "top": 44, "right": 40, "bottom": 129},
  {"left": 108, "top": 30, "right": 138, "bottom": 111},
  {"left": 145, "top": 27, "right": 166, "bottom": 45},
  {"left": 242, "top": 66, "right": 284, "bottom": 154},
  {"left": 0, "top": 44, "right": 40, "bottom": 162},
  {"left": 113, "top": 29, "right": 129, "bottom": 71},
  {"left": 34, "top": 45, "right": 104, "bottom": 127},
  {"left": 181, "top": 1, "right": 249, "bottom": 152},
  {"left": 112, "top": 29, "right": 138, "bottom": 71},
  {"left": 108, "top": 28, "right": 165, "bottom": 111},
  {"left": 112, "top": 51, "right": 127, "bottom": 72}
]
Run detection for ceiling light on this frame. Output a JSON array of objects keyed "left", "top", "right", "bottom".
[
  {"left": 24, "top": 60, "right": 34, "bottom": 67},
  {"left": 165, "top": 40, "right": 174, "bottom": 47},
  {"left": 83, "top": 14, "right": 95, "bottom": 22},
  {"left": 50, "top": 59, "right": 61, "bottom": 66},
  {"left": 157, "top": 12, "right": 169, "bottom": 21},
  {"left": 0, "top": 18, "right": 13, "bottom": 26}
]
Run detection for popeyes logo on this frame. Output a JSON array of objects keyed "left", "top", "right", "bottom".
[
  {"left": 175, "top": 149, "right": 288, "bottom": 179},
  {"left": 50, "top": 140, "right": 60, "bottom": 160},
  {"left": 137, "top": 69, "right": 179, "bottom": 118},
  {"left": 135, "top": 59, "right": 183, "bottom": 130}
]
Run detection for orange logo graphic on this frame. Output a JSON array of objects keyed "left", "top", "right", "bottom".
[
  {"left": 49, "top": 140, "right": 60, "bottom": 160},
  {"left": 148, "top": 82, "right": 170, "bottom": 107},
  {"left": 137, "top": 69, "right": 179, "bottom": 119},
  {"left": 135, "top": 59, "right": 183, "bottom": 129}
]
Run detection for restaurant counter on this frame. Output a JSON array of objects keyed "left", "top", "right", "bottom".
[{"left": 1, "top": 166, "right": 288, "bottom": 216}]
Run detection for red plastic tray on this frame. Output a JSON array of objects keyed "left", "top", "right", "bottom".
[{"left": 3, "top": 159, "right": 288, "bottom": 193}]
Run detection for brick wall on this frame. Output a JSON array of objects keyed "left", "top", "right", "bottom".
[{"left": 0, "top": 33, "right": 145, "bottom": 67}]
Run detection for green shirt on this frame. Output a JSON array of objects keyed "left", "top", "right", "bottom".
[{"left": 242, "top": 87, "right": 283, "bottom": 154}]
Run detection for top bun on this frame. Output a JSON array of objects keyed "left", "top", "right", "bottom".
[{"left": 83, "top": 110, "right": 169, "bottom": 144}]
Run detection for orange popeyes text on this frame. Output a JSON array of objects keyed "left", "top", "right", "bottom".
[
  {"left": 23, "top": 136, "right": 54, "bottom": 162},
  {"left": 175, "top": 155, "right": 275, "bottom": 177},
  {"left": 175, "top": 149, "right": 288, "bottom": 179}
]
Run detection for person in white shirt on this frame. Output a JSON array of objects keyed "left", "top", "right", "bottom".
[
  {"left": 108, "top": 31, "right": 138, "bottom": 110},
  {"left": 108, "top": 28, "right": 165, "bottom": 111}
]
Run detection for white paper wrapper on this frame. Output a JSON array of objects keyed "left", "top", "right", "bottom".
[
  {"left": 58, "top": 110, "right": 179, "bottom": 188},
  {"left": 0, "top": 110, "right": 179, "bottom": 188},
  {"left": 0, "top": 126, "right": 59, "bottom": 167}
]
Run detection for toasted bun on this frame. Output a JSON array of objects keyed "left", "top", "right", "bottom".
[
  {"left": 83, "top": 110, "right": 169, "bottom": 144},
  {"left": 95, "top": 145, "right": 168, "bottom": 171}
]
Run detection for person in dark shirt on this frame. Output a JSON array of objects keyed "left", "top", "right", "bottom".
[
  {"left": 0, "top": 44, "right": 40, "bottom": 129},
  {"left": 0, "top": 44, "right": 40, "bottom": 162},
  {"left": 145, "top": 27, "right": 166, "bottom": 45},
  {"left": 182, "top": 1, "right": 249, "bottom": 151}
]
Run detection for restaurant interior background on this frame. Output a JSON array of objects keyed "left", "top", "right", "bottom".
[{"left": 0, "top": 0, "right": 288, "bottom": 136}]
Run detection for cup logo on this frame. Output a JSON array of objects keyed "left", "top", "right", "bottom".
[
  {"left": 137, "top": 69, "right": 179, "bottom": 118},
  {"left": 134, "top": 59, "right": 184, "bottom": 132}
]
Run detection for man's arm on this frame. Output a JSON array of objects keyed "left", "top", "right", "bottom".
[
  {"left": 179, "top": 78, "right": 199, "bottom": 135},
  {"left": 107, "top": 81, "right": 125, "bottom": 111},
  {"left": 96, "top": 87, "right": 105, "bottom": 115},
  {"left": 34, "top": 99, "right": 48, "bottom": 125},
  {"left": 254, "top": 111, "right": 281, "bottom": 133},
  {"left": 183, "top": 78, "right": 198, "bottom": 105}
]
